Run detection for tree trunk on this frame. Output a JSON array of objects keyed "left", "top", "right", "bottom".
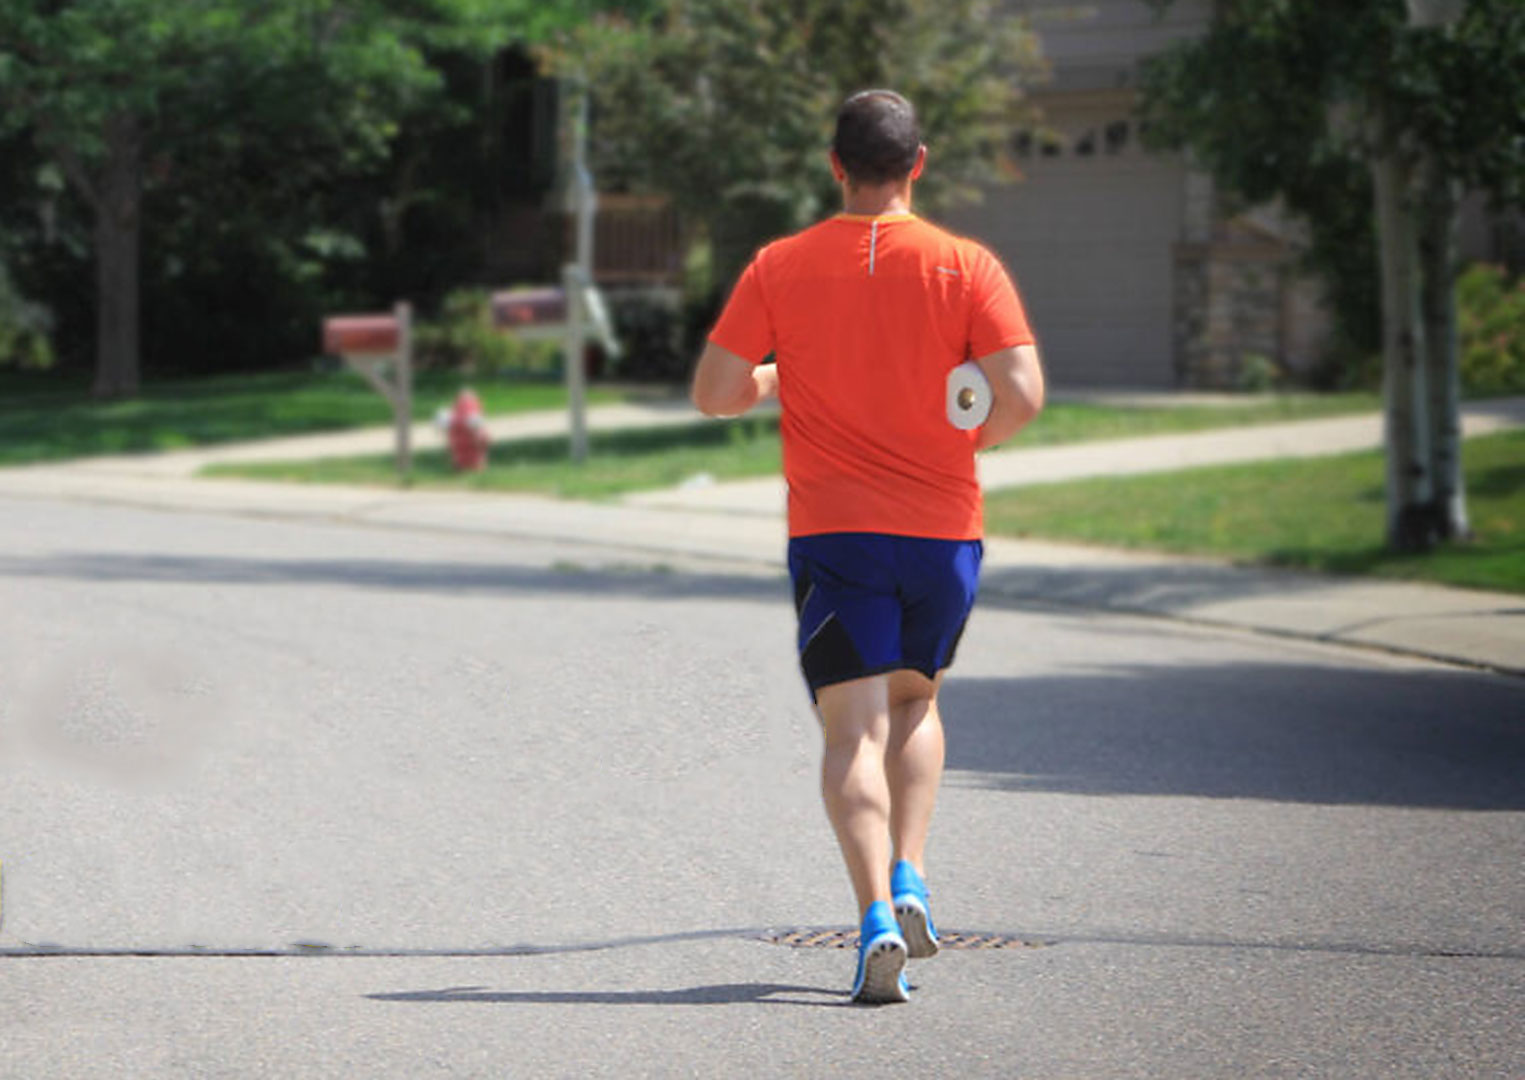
[
  {"left": 1417, "top": 162, "right": 1470, "bottom": 541},
  {"left": 92, "top": 113, "right": 143, "bottom": 399},
  {"left": 1371, "top": 140, "right": 1438, "bottom": 552}
]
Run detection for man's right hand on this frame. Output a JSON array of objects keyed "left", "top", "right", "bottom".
[{"left": 691, "top": 342, "right": 771, "bottom": 418}]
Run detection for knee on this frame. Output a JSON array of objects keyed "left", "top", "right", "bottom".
[{"left": 889, "top": 694, "right": 938, "bottom": 732}]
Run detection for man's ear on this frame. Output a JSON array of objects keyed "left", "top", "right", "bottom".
[
  {"left": 909, "top": 144, "right": 927, "bottom": 182},
  {"left": 828, "top": 149, "right": 847, "bottom": 184}
]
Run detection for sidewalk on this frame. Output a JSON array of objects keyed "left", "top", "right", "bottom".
[
  {"left": 625, "top": 395, "right": 1525, "bottom": 513},
  {"left": 2, "top": 396, "right": 1521, "bottom": 675}
]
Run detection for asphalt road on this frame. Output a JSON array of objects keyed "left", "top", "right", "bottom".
[{"left": 1, "top": 498, "right": 1521, "bottom": 1078}]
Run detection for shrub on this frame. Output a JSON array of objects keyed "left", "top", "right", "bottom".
[
  {"left": 606, "top": 291, "right": 688, "bottom": 382},
  {"left": 0, "top": 262, "right": 55, "bottom": 370},
  {"left": 414, "top": 287, "right": 560, "bottom": 377},
  {"left": 1236, "top": 352, "right": 1281, "bottom": 393},
  {"left": 1457, "top": 263, "right": 1525, "bottom": 395}
]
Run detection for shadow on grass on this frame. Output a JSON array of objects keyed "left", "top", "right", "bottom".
[
  {"left": 1263, "top": 536, "right": 1525, "bottom": 593},
  {"left": 1267, "top": 543, "right": 1460, "bottom": 578},
  {"left": 1470, "top": 462, "right": 1525, "bottom": 499}
]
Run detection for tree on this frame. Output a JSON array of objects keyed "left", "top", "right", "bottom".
[
  {"left": 1370, "top": 0, "right": 1525, "bottom": 547},
  {"left": 1138, "top": 0, "right": 1525, "bottom": 552},
  {"left": 550, "top": 0, "right": 1043, "bottom": 302},
  {"left": 0, "top": 0, "right": 612, "bottom": 397},
  {"left": 0, "top": 1, "right": 438, "bottom": 396}
]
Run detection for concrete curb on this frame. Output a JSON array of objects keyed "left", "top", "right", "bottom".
[
  {"left": 2, "top": 397, "right": 1521, "bottom": 677},
  {"left": 1, "top": 464, "right": 1519, "bottom": 678}
]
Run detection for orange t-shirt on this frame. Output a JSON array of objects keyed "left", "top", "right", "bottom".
[{"left": 708, "top": 212, "right": 1035, "bottom": 539}]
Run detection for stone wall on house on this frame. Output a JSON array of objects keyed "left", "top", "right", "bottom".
[
  {"left": 1282, "top": 273, "right": 1334, "bottom": 379},
  {"left": 1174, "top": 232, "right": 1288, "bottom": 389},
  {"left": 1173, "top": 208, "right": 1334, "bottom": 390}
]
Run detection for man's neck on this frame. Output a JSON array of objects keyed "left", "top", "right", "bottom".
[{"left": 840, "top": 182, "right": 913, "bottom": 217}]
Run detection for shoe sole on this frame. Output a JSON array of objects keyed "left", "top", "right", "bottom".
[
  {"left": 894, "top": 896, "right": 939, "bottom": 959},
  {"left": 853, "top": 934, "right": 909, "bottom": 1004}
]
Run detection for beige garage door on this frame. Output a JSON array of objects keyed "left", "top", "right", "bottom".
[{"left": 946, "top": 130, "right": 1186, "bottom": 388}]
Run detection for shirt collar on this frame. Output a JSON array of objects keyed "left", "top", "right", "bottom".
[{"left": 834, "top": 211, "right": 916, "bottom": 224}]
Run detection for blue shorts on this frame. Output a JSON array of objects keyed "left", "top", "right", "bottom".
[{"left": 786, "top": 533, "right": 982, "bottom": 700}]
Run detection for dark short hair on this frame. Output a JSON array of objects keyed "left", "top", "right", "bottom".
[{"left": 831, "top": 90, "right": 921, "bottom": 185}]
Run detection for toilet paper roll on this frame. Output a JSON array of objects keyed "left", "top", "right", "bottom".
[{"left": 946, "top": 361, "right": 992, "bottom": 430}]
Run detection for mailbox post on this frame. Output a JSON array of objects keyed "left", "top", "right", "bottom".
[
  {"left": 321, "top": 301, "right": 413, "bottom": 477},
  {"left": 563, "top": 77, "right": 596, "bottom": 464}
]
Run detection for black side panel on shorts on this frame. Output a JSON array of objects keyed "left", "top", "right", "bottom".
[
  {"left": 793, "top": 571, "right": 812, "bottom": 615},
  {"left": 943, "top": 615, "right": 972, "bottom": 671},
  {"left": 801, "top": 614, "right": 865, "bottom": 691}
]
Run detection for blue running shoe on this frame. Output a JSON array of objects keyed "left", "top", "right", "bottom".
[
  {"left": 891, "top": 860, "right": 939, "bottom": 959},
  {"left": 851, "top": 901, "right": 909, "bottom": 1004}
]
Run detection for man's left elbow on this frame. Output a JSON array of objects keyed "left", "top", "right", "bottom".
[{"left": 691, "top": 383, "right": 728, "bottom": 417}]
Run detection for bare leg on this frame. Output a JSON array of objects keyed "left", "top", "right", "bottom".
[
  {"left": 816, "top": 675, "right": 894, "bottom": 918},
  {"left": 885, "top": 670, "right": 945, "bottom": 875}
]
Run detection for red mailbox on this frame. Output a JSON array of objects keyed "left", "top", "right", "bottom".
[
  {"left": 490, "top": 287, "right": 567, "bottom": 331},
  {"left": 323, "top": 314, "right": 402, "bottom": 357},
  {"left": 319, "top": 302, "right": 414, "bottom": 476}
]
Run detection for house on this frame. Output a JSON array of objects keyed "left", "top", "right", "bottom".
[
  {"left": 942, "top": 0, "right": 1314, "bottom": 389},
  {"left": 946, "top": 0, "right": 1517, "bottom": 390},
  {"left": 503, "top": 4, "right": 1517, "bottom": 388}
]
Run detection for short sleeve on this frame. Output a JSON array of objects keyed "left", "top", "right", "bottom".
[
  {"left": 967, "top": 245, "right": 1035, "bottom": 359},
  {"left": 707, "top": 256, "right": 774, "bottom": 364}
]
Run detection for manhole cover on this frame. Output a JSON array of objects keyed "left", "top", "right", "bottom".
[{"left": 762, "top": 928, "right": 1042, "bottom": 950}]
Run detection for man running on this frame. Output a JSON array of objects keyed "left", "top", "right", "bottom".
[{"left": 691, "top": 89, "right": 1045, "bottom": 1004}]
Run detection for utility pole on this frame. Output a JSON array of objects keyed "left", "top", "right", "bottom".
[{"left": 562, "top": 76, "right": 594, "bottom": 465}]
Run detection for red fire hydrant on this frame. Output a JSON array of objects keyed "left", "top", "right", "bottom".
[{"left": 438, "top": 389, "right": 489, "bottom": 471}]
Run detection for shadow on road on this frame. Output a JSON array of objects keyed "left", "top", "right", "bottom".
[
  {"left": 11, "top": 547, "right": 1523, "bottom": 627},
  {"left": 941, "top": 664, "right": 1525, "bottom": 810},
  {"left": 0, "top": 552, "right": 786, "bottom": 603},
  {"left": 367, "top": 983, "right": 845, "bottom": 1007},
  {"left": 7, "top": 549, "right": 1522, "bottom": 814},
  {"left": 981, "top": 561, "right": 1524, "bottom": 621}
]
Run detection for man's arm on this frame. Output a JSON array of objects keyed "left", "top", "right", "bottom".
[
  {"left": 972, "top": 343, "right": 1045, "bottom": 451},
  {"left": 690, "top": 341, "right": 779, "bottom": 417}
]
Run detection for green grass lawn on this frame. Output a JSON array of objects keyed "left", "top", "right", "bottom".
[
  {"left": 204, "top": 392, "right": 1382, "bottom": 497},
  {"left": 14, "top": 366, "right": 1514, "bottom": 591},
  {"left": 984, "top": 429, "right": 1525, "bottom": 593},
  {"left": 0, "top": 369, "right": 619, "bottom": 466},
  {"left": 207, "top": 414, "right": 785, "bottom": 499},
  {"left": 1013, "top": 392, "right": 1380, "bottom": 445}
]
